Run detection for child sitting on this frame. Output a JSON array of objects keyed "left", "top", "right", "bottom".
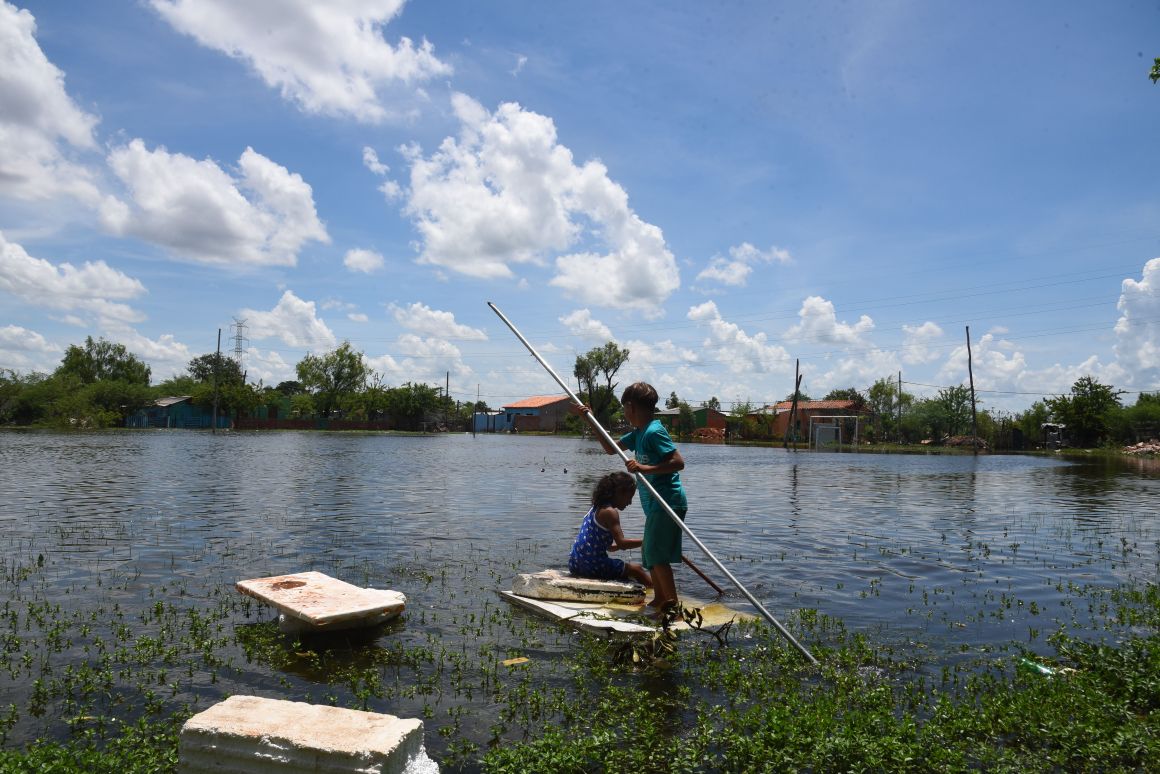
[{"left": 568, "top": 471, "right": 652, "bottom": 589}]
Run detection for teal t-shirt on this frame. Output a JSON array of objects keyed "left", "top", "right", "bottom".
[{"left": 620, "top": 419, "right": 687, "bottom": 513}]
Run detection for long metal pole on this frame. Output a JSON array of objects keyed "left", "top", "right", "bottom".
[{"left": 488, "top": 302, "right": 817, "bottom": 664}]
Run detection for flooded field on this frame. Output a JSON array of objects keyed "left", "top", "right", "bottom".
[{"left": 1, "top": 430, "right": 1157, "bottom": 769}]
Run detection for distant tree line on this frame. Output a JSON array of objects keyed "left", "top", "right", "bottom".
[
  {"left": 0, "top": 337, "right": 481, "bottom": 431},
  {"left": 2, "top": 338, "right": 1156, "bottom": 448}
]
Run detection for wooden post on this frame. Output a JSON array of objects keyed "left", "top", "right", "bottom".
[
  {"left": 897, "top": 370, "right": 903, "bottom": 444},
  {"left": 784, "top": 360, "right": 801, "bottom": 450},
  {"left": 211, "top": 328, "right": 221, "bottom": 434},
  {"left": 966, "top": 326, "right": 978, "bottom": 455}
]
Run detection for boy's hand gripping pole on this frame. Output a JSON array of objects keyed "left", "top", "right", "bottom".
[{"left": 487, "top": 302, "right": 818, "bottom": 665}]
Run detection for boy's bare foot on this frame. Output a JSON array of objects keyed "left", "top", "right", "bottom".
[{"left": 650, "top": 600, "right": 676, "bottom": 621}]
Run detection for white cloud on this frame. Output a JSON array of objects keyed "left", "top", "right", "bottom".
[
  {"left": 402, "top": 94, "right": 680, "bottom": 314},
  {"left": 101, "top": 140, "right": 329, "bottom": 266},
  {"left": 107, "top": 329, "right": 194, "bottom": 382},
  {"left": 1114, "top": 257, "right": 1160, "bottom": 388},
  {"left": 784, "top": 296, "right": 874, "bottom": 346},
  {"left": 0, "top": 324, "right": 60, "bottom": 372},
  {"left": 344, "top": 248, "right": 384, "bottom": 273},
  {"left": 687, "top": 300, "right": 792, "bottom": 374},
  {"left": 696, "top": 242, "right": 792, "bottom": 287},
  {"left": 388, "top": 302, "right": 487, "bottom": 340},
  {"left": 348, "top": 312, "right": 369, "bottom": 323},
  {"left": 510, "top": 54, "right": 528, "bottom": 77},
  {"left": 362, "top": 146, "right": 389, "bottom": 175},
  {"left": 559, "top": 309, "right": 612, "bottom": 341},
  {"left": 900, "top": 321, "right": 944, "bottom": 364},
  {"left": 0, "top": 230, "right": 145, "bottom": 325},
  {"left": 239, "top": 347, "right": 294, "bottom": 386},
  {"left": 241, "top": 290, "right": 337, "bottom": 349},
  {"left": 150, "top": 0, "right": 451, "bottom": 123},
  {"left": 0, "top": 1, "right": 102, "bottom": 203},
  {"left": 366, "top": 333, "right": 474, "bottom": 389}
]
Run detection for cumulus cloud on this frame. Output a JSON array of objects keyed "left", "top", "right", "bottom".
[
  {"left": 106, "top": 329, "right": 194, "bottom": 382},
  {"left": 559, "top": 309, "right": 612, "bottom": 341},
  {"left": 0, "top": 324, "right": 60, "bottom": 372},
  {"left": 344, "top": 248, "right": 384, "bottom": 273},
  {"left": 1114, "top": 257, "right": 1160, "bottom": 387},
  {"left": 239, "top": 346, "right": 295, "bottom": 386},
  {"left": 101, "top": 140, "right": 329, "bottom": 266},
  {"left": 784, "top": 296, "right": 874, "bottom": 346},
  {"left": 401, "top": 94, "right": 680, "bottom": 314},
  {"left": 241, "top": 290, "right": 337, "bottom": 349},
  {"left": 695, "top": 242, "right": 792, "bottom": 287},
  {"left": 348, "top": 312, "right": 369, "bottom": 323},
  {"left": 900, "top": 321, "right": 944, "bottom": 364},
  {"left": 362, "top": 146, "right": 389, "bottom": 176},
  {"left": 388, "top": 302, "right": 486, "bottom": 340},
  {"left": 687, "top": 300, "right": 792, "bottom": 374},
  {"left": 0, "top": 1, "right": 102, "bottom": 203},
  {"left": 0, "top": 231, "right": 146, "bottom": 325},
  {"left": 365, "top": 333, "right": 474, "bottom": 388},
  {"left": 150, "top": 0, "right": 450, "bottom": 123}
]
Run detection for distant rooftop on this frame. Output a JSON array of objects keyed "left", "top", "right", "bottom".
[{"left": 502, "top": 394, "right": 572, "bottom": 409}]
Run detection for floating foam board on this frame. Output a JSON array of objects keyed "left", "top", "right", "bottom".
[
  {"left": 510, "top": 568, "right": 646, "bottom": 604},
  {"left": 499, "top": 589, "right": 754, "bottom": 639},
  {"left": 237, "top": 571, "right": 405, "bottom": 632},
  {"left": 178, "top": 695, "right": 431, "bottom": 774}
]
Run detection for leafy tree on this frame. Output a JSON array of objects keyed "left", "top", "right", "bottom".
[
  {"left": 674, "top": 401, "right": 695, "bottom": 438},
  {"left": 1015, "top": 401, "right": 1051, "bottom": 448},
  {"left": 730, "top": 398, "right": 756, "bottom": 417},
  {"left": 275, "top": 380, "right": 305, "bottom": 396},
  {"left": 383, "top": 382, "right": 443, "bottom": 430},
  {"left": 295, "top": 342, "right": 369, "bottom": 417},
  {"left": 783, "top": 390, "right": 812, "bottom": 402},
  {"left": 1151, "top": 57, "right": 1160, "bottom": 83},
  {"left": 187, "top": 353, "right": 244, "bottom": 385},
  {"left": 1046, "top": 376, "right": 1123, "bottom": 447},
  {"left": 56, "top": 336, "right": 150, "bottom": 386},
  {"left": 703, "top": 396, "right": 721, "bottom": 411},
  {"left": 153, "top": 374, "right": 198, "bottom": 397},
  {"left": 665, "top": 391, "right": 680, "bottom": 409},
  {"left": 573, "top": 342, "right": 629, "bottom": 428},
  {"left": 823, "top": 387, "right": 865, "bottom": 408},
  {"left": 0, "top": 370, "right": 52, "bottom": 425},
  {"left": 866, "top": 377, "right": 911, "bottom": 442},
  {"left": 935, "top": 385, "right": 974, "bottom": 437}
]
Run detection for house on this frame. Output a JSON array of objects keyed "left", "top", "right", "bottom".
[
  {"left": 501, "top": 395, "right": 574, "bottom": 432},
  {"left": 655, "top": 406, "right": 728, "bottom": 434},
  {"left": 769, "top": 399, "right": 865, "bottom": 440},
  {"left": 127, "top": 396, "right": 230, "bottom": 429}
]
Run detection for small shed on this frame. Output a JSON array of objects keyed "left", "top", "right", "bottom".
[
  {"left": 128, "top": 396, "right": 229, "bottom": 429},
  {"left": 472, "top": 410, "right": 510, "bottom": 433},
  {"left": 502, "top": 395, "right": 574, "bottom": 432}
]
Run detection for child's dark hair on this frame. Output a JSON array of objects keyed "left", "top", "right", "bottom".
[
  {"left": 592, "top": 471, "right": 634, "bottom": 507},
  {"left": 620, "top": 381, "right": 658, "bottom": 411}
]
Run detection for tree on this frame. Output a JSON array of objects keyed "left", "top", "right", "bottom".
[
  {"left": 935, "top": 385, "right": 974, "bottom": 437},
  {"left": 823, "top": 387, "right": 866, "bottom": 409},
  {"left": 275, "top": 380, "right": 305, "bottom": 396},
  {"left": 56, "top": 336, "right": 150, "bottom": 386},
  {"left": 675, "top": 401, "right": 695, "bottom": 438},
  {"left": 1045, "top": 376, "right": 1123, "bottom": 447},
  {"left": 383, "top": 382, "right": 443, "bottom": 431},
  {"left": 573, "top": 342, "right": 629, "bottom": 427},
  {"left": 703, "top": 396, "right": 721, "bottom": 411},
  {"left": 866, "top": 377, "right": 911, "bottom": 442},
  {"left": 187, "top": 353, "right": 244, "bottom": 385},
  {"left": 783, "top": 390, "right": 812, "bottom": 402},
  {"left": 295, "top": 342, "right": 369, "bottom": 417},
  {"left": 1151, "top": 57, "right": 1160, "bottom": 83},
  {"left": 665, "top": 391, "right": 680, "bottom": 409}
]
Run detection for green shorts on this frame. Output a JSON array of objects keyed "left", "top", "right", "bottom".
[{"left": 641, "top": 505, "right": 687, "bottom": 570}]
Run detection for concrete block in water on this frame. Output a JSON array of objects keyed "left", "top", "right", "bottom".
[
  {"left": 178, "top": 695, "right": 433, "bottom": 773},
  {"left": 511, "top": 568, "right": 645, "bottom": 604}
]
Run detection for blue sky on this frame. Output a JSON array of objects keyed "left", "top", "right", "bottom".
[{"left": 2, "top": 0, "right": 1158, "bottom": 413}]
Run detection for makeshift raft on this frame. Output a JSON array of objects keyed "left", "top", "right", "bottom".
[
  {"left": 501, "top": 569, "right": 752, "bottom": 638},
  {"left": 237, "top": 571, "right": 406, "bottom": 634}
]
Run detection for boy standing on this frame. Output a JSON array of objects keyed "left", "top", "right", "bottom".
[{"left": 591, "top": 382, "right": 687, "bottom": 616}]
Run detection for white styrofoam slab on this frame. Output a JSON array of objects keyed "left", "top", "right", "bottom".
[
  {"left": 511, "top": 568, "right": 646, "bottom": 604},
  {"left": 178, "top": 695, "right": 425, "bottom": 774},
  {"left": 236, "top": 571, "right": 405, "bottom": 628}
]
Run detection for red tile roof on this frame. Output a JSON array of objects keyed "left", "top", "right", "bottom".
[
  {"left": 502, "top": 394, "right": 573, "bottom": 409},
  {"left": 770, "top": 400, "right": 859, "bottom": 411}
]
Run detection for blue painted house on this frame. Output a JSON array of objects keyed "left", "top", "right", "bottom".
[{"left": 127, "top": 396, "right": 230, "bottom": 429}]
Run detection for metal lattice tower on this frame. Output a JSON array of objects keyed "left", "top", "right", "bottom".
[{"left": 231, "top": 318, "right": 248, "bottom": 369}]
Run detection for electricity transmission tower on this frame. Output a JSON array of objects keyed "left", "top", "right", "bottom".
[{"left": 231, "top": 318, "right": 248, "bottom": 371}]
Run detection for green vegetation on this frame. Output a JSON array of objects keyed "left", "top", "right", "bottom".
[
  {"left": 0, "top": 339, "right": 466, "bottom": 430},
  {"left": 0, "top": 537, "right": 1155, "bottom": 772},
  {"left": 573, "top": 342, "right": 630, "bottom": 429}
]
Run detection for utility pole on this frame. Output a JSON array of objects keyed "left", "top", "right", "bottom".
[
  {"left": 966, "top": 326, "right": 979, "bottom": 456},
  {"left": 898, "top": 371, "right": 902, "bottom": 445},
  {"left": 784, "top": 359, "right": 801, "bottom": 450},
  {"left": 211, "top": 328, "right": 221, "bottom": 434}
]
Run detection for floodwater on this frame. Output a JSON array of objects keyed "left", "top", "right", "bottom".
[{"left": 1, "top": 430, "right": 1158, "bottom": 759}]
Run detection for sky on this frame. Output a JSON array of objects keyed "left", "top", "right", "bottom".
[{"left": 1, "top": 0, "right": 1159, "bottom": 414}]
